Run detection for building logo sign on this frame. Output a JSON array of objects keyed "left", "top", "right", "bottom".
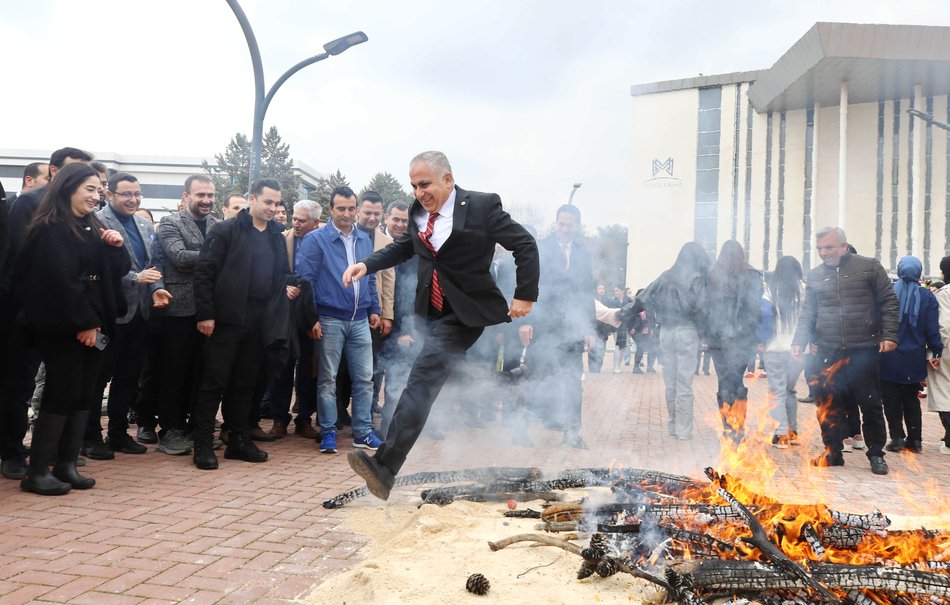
[{"left": 643, "top": 156, "right": 683, "bottom": 188}]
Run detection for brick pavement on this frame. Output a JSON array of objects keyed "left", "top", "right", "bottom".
[{"left": 2, "top": 352, "right": 950, "bottom": 604}]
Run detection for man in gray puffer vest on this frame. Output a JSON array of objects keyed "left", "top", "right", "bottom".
[{"left": 792, "top": 226, "right": 898, "bottom": 475}]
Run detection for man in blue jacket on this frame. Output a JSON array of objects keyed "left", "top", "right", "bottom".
[{"left": 298, "top": 186, "right": 382, "bottom": 454}]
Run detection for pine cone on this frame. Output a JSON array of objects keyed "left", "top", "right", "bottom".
[
  {"left": 466, "top": 573, "right": 490, "bottom": 595},
  {"left": 590, "top": 532, "right": 609, "bottom": 550},
  {"left": 577, "top": 561, "right": 596, "bottom": 579},
  {"left": 580, "top": 547, "right": 604, "bottom": 562},
  {"left": 596, "top": 557, "right": 619, "bottom": 577}
]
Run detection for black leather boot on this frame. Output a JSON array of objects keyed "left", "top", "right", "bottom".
[
  {"left": 21, "top": 413, "right": 72, "bottom": 496},
  {"left": 193, "top": 437, "right": 218, "bottom": 470},
  {"left": 52, "top": 411, "right": 95, "bottom": 489},
  {"left": 224, "top": 431, "right": 268, "bottom": 462}
]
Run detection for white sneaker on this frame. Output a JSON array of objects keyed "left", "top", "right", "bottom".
[
  {"left": 613, "top": 368, "right": 621, "bottom": 374},
  {"left": 940, "top": 443, "right": 950, "bottom": 455},
  {"left": 852, "top": 435, "right": 866, "bottom": 450},
  {"left": 842, "top": 438, "right": 853, "bottom": 453}
]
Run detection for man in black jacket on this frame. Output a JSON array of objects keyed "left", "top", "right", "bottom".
[
  {"left": 792, "top": 226, "right": 899, "bottom": 475},
  {"left": 190, "top": 178, "right": 299, "bottom": 470},
  {"left": 343, "top": 151, "right": 540, "bottom": 501}
]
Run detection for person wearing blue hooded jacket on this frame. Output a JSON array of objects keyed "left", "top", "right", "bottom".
[
  {"left": 880, "top": 256, "right": 943, "bottom": 454},
  {"left": 297, "top": 186, "right": 381, "bottom": 455}
]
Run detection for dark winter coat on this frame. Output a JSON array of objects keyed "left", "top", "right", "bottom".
[
  {"left": 880, "top": 285, "right": 942, "bottom": 384},
  {"left": 193, "top": 209, "right": 295, "bottom": 325},
  {"left": 14, "top": 218, "right": 130, "bottom": 338},
  {"left": 704, "top": 267, "right": 763, "bottom": 347},
  {"left": 793, "top": 253, "right": 899, "bottom": 350}
]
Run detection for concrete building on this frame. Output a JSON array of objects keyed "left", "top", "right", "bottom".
[
  {"left": 628, "top": 22, "right": 950, "bottom": 288},
  {"left": 0, "top": 149, "right": 325, "bottom": 218}
]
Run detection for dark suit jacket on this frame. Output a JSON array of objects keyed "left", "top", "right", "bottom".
[
  {"left": 96, "top": 204, "right": 165, "bottom": 323},
  {"left": 158, "top": 210, "right": 218, "bottom": 317},
  {"left": 532, "top": 234, "right": 596, "bottom": 344},
  {"left": 362, "top": 186, "right": 539, "bottom": 328}
]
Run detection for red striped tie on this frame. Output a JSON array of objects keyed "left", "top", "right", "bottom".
[{"left": 419, "top": 212, "right": 444, "bottom": 311}]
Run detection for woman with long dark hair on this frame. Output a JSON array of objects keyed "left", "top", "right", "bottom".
[
  {"left": 15, "top": 162, "right": 129, "bottom": 495},
  {"left": 705, "top": 240, "right": 763, "bottom": 444},
  {"left": 641, "top": 242, "right": 710, "bottom": 440},
  {"left": 758, "top": 255, "right": 805, "bottom": 448}
]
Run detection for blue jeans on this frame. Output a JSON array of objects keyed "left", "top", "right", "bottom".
[{"left": 316, "top": 317, "right": 374, "bottom": 438}]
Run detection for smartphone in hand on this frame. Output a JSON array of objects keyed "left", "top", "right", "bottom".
[{"left": 94, "top": 332, "right": 110, "bottom": 351}]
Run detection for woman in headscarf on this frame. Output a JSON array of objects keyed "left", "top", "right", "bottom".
[
  {"left": 640, "top": 242, "right": 710, "bottom": 440},
  {"left": 881, "top": 256, "right": 942, "bottom": 453},
  {"left": 705, "top": 240, "right": 763, "bottom": 445}
]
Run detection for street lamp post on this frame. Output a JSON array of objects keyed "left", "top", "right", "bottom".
[
  {"left": 226, "top": 0, "right": 367, "bottom": 191},
  {"left": 568, "top": 182, "right": 583, "bottom": 205}
]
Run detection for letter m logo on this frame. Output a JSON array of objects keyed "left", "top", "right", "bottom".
[{"left": 652, "top": 157, "right": 674, "bottom": 177}]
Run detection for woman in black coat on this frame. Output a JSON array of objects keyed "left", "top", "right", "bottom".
[
  {"left": 15, "top": 162, "right": 129, "bottom": 495},
  {"left": 705, "top": 240, "right": 763, "bottom": 445}
]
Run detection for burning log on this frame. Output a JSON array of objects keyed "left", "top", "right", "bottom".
[
  {"left": 704, "top": 467, "right": 839, "bottom": 602},
  {"left": 665, "top": 559, "right": 950, "bottom": 600}
]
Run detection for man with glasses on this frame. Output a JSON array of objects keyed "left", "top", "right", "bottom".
[{"left": 85, "top": 173, "right": 171, "bottom": 458}]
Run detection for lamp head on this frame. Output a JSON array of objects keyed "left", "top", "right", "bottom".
[{"left": 324, "top": 31, "right": 369, "bottom": 56}]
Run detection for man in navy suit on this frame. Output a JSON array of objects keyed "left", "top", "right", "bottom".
[{"left": 343, "top": 151, "right": 540, "bottom": 501}]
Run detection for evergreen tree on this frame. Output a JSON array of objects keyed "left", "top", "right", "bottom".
[
  {"left": 360, "top": 172, "right": 413, "bottom": 206},
  {"left": 261, "top": 127, "right": 300, "bottom": 204},
  {"left": 202, "top": 126, "right": 300, "bottom": 215},
  {"left": 309, "top": 169, "right": 351, "bottom": 207}
]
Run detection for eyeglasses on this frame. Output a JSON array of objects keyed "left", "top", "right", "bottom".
[{"left": 112, "top": 191, "right": 143, "bottom": 201}]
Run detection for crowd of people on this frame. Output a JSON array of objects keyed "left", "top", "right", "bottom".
[
  {"left": 640, "top": 227, "right": 950, "bottom": 477},
  {"left": 1, "top": 146, "right": 948, "bottom": 498}
]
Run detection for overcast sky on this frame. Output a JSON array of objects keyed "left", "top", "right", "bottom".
[{"left": 4, "top": 0, "right": 949, "bottom": 228}]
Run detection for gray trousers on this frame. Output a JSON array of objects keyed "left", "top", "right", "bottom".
[
  {"left": 764, "top": 351, "right": 802, "bottom": 434},
  {"left": 659, "top": 324, "right": 699, "bottom": 439}
]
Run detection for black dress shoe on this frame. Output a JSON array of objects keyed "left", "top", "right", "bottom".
[
  {"left": 885, "top": 438, "right": 905, "bottom": 452},
  {"left": 106, "top": 433, "right": 147, "bottom": 454},
  {"left": 347, "top": 450, "right": 394, "bottom": 501},
  {"left": 869, "top": 456, "right": 889, "bottom": 475},
  {"left": 1, "top": 458, "right": 28, "bottom": 480},
  {"left": 904, "top": 439, "right": 923, "bottom": 453},
  {"left": 193, "top": 440, "right": 218, "bottom": 470},
  {"left": 82, "top": 439, "right": 115, "bottom": 460},
  {"left": 224, "top": 432, "right": 268, "bottom": 462}
]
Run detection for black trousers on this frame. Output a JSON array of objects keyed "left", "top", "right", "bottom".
[
  {"left": 815, "top": 346, "right": 887, "bottom": 458},
  {"left": 35, "top": 336, "right": 104, "bottom": 416},
  {"left": 0, "top": 322, "right": 41, "bottom": 461},
  {"left": 269, "top": 333, "right": 316, "bottom": 427},
  {"left": 89, "top": 314, "right": 147, "bottom": 439},
  {"left": 880, "top": 380, "right": 922, "bottom": 442},
  {"left": 376, "top": 308, "right": 483, "bottom": 476},
  {"left": 192, "top": 318, "right": 265, "bottom": 440},
  {"left": 134, "top": 317, "right": 164, "bottom": 431},
  {"left": 710, "top": 341, "right": 752, "bottom": 436},
  {"left": 157, "top": 316, "right": 204, "bottom": 433},
  {"left": 939, "top": 412, "right": 950, "bottom": 447}
]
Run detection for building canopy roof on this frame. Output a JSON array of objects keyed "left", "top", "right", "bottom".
[{"left": 631, "top": 23, "right": 950, "bottom": 113}]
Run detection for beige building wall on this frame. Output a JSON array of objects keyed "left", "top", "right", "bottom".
[
  {"left": 629, "top": 85, "right": 950, "bottom": 287},
  {"left": 628, "top": 89, "right": 699, "bottom": 289}
]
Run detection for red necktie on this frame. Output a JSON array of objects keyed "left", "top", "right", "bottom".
[{"left": 419, "top": 212, "right": 444, "bottom": 311}]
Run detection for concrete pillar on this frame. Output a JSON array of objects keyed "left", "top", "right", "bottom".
[
  {"left": 912, "top": 83, "right": 924, "bottom": 258},
  {"left": 838, "top": 81, "right": 848, "bottom": 230}
]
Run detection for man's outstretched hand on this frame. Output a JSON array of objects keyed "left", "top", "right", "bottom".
[{"left": 342, "top": 262, "right": 367, "bottom": 287}]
